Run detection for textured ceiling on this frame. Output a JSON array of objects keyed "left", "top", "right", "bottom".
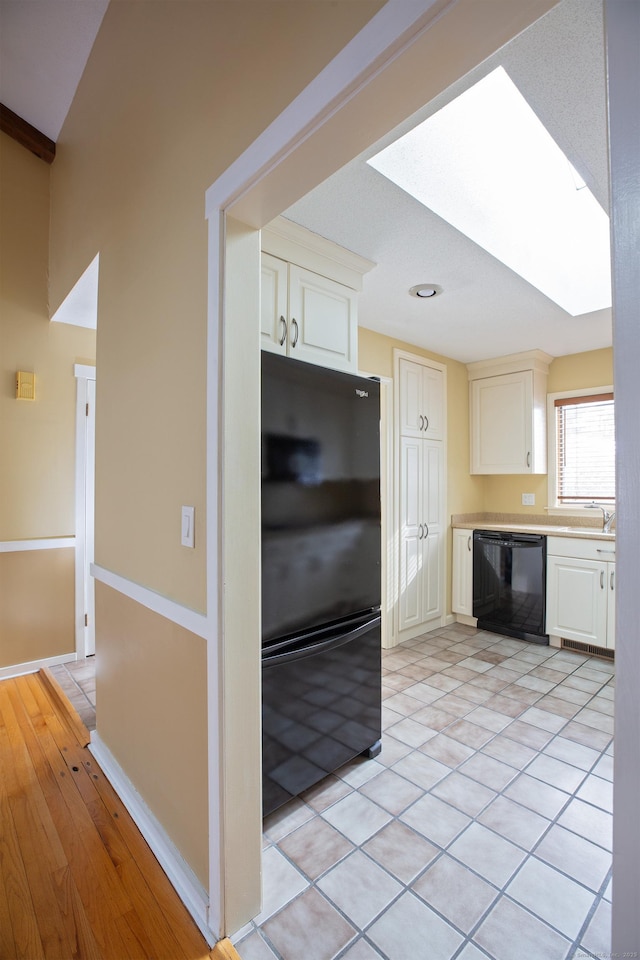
[{"left": 285, "top": 0, "right": 611, "bottom": 363}]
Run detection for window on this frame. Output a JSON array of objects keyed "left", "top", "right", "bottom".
[{"left": 550, "top": 390, "right": 615, "bottom": 507}]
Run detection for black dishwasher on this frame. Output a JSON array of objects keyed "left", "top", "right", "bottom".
[{"left": 473, "top": 530, "right": 548, "bottom": 644}]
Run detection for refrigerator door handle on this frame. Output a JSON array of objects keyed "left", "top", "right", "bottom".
[{"left": 263, "top": 614, "right": 381, "bottom": 669}]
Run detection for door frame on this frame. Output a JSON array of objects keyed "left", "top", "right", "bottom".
[
  {"left": 205, "top": 0, "right": 570, "bottom": 935},
  {"left": 74, "top": 364, "right": 96, "bottom": 658}
]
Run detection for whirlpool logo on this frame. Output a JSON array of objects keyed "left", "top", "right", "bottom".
[{"left": 355, "top": 389, "right": 369, "bottom": 398}]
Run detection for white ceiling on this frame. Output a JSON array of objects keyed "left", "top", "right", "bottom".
[
  {"left": 0, "top": 0, "right": 611, "bottom": 363},
  {"left": 0, "top": 0, "right": 107, "bottom": 142},
  {"left": 285, "top": 0, "right": 612, "bottom": 363}
]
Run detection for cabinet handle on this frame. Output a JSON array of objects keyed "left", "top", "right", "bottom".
[
  {"left": 600, "top": 570, "right": 605, "bottom": 589},
  {"left": 597, "top": 549, "right": 615, "bottom": 555},
  {"left": 467, "top": 536, "right": 471, "bottom": 552},
  {"left": 278, "top": 315, "right": 287, "bottom": 346},
  {"left": 291, "top": 318, "right": 299, "bottom": 347},
  {"left": 424, "top": 523, "right": 429, "bottom": 538},
  {"left": 424, "top": 415, "right": 429, "bottom": 432},
  {"left": 610, "top": 570, "right": 615, "bottom": 591},
  {"left": 418, "top": 524, "right": 423, "bottom": 540},
  {"left": 527, "top": 451, "right": 531, "bottom": 468},
  {"left": 419, "top": 415, "right": 424, "bottom": 430}
]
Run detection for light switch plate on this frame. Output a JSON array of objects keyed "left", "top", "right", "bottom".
[
  {"left": 522, "top": 493, "right": 535, "bottom": 506},
  {"left": 181, "top": 506, "right": 195, "bottom": 548}
]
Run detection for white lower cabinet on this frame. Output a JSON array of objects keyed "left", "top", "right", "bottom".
[
  {"left": 546, "top": 537, "right": 615, "bottom": 650},
  {"left": 398, "top": 437, "right": 443, "bottom": 635},
  {"left": 452, "top": 528, "right": 474, "bottom": 618}
]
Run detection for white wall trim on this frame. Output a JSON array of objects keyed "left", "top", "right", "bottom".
[
  {"left": 0, "top": 651, "right": 77, "bottom": 681},
  {"left": 0, "top": 537, "right": 75, "bottom": 553},
  {"left": 204, "top": 0, "right": 452, "bottom": 218},
  {"left": 205, "top": 7, "right": 455, "bottom": 932},
  {"left": 92, "top": 563, "right": 208, "bottom": 640},
  {"left": 89, "top": 732, "right": 216, "bottom": 947},
  {"left": 204, "top": 0, "right": 552, "bottom": 936},
  {"left": 74, "top": 364, "right": 96, "bottom": 380}
]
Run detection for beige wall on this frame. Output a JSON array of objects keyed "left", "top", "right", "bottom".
[
  {"left": 95, "top": 582, "right": 209, "bottom": 886},
  {"left": 49, "top": 0, "right": 383, "bottom": 906},
  {"left": 0, "top": 132, "right": 96, "bottom": 541},
  {"left": 0, "top": 548, "right": 75, "bottom": 668},
  {"left": 50, "top": 0, "right": 383, "bottom": 612},
  {"left": 482, "top": 347, "right": 613, "bottom": 514},
  {"left": 0, "top": 131, "right": 96, "bottom": 668}
]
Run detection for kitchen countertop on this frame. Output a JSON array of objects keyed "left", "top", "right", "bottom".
[{"left": 451, "top": 513, "right": 615, "bottom": 542}]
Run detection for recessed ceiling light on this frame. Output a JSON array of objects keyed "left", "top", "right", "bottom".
[{"left": 410, "top": 284, "right": 441, "bottom": 298}]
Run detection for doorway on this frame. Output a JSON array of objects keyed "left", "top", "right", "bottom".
[{"left": 74, "top": 365, "right": 96, "bottom": 659}]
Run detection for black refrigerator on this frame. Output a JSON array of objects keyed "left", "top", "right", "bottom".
[{"left": 261, "top": 352, "right": 382, "bottom": 816}]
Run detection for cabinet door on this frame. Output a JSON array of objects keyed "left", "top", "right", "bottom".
[
  {"left": 420, "top": 441, "right": 443, "bottom": 622},
  {"left": 546, "top": 555, "right": 608, "bottom": 645},
  {"left": 398, "top": 438, "right": 443, "bottom": 634},
  {"left": 261, "top": 254, "right": 289, "bottom": 355},
  {"left": 288, "top": 265, "right": 357, "bottom": 372},
  {"left": 398, "top": 358, "right": 443, "bottom": 439},
  {"left": 398, "top": 438, "right": 423, "bottom": 633},
  {"left": 606, "top": 562, "right": 616, "bottom": 649},
  {"left": 452, "top": 528, "right": 474, "bottom": 617},
  {"left": 471, "top": 371, "right": 533, "bottom": 473}
]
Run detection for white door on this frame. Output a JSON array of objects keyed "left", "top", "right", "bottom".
[
  {"left": 84, "top": 379, "right": 96, "bottom": 656},
  {"left": 75, "top": 367, "right": 96, "bottom": 658},
  {"left": 421, "top": 440, "right": 443, "bottom": 623},
  {"left": 398, "top": 437, "right": 423, "bottom": 632}
]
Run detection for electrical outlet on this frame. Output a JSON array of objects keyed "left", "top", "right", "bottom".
[{"left": 522, "top": 493, "right": 535, "bottom": 506}]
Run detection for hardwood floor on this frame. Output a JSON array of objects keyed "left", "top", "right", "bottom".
[{"left": 0, "top": 669, "right": 240, "bottom": 960}]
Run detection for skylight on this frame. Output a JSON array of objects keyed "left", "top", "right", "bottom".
[{"left": 367, "top": 67, "right": 611, "bottom": 316}]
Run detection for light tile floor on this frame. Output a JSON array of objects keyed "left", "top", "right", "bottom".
[
  {"left": 234, "top": 624, "right": 614, "bottom": 960},
  {"left": 49, "top": 656, "right": 97, "bottom": 730}
]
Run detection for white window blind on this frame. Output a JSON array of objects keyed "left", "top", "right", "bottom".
[{"left": 555, "top": 393, "right": 615, "bottom": 503}]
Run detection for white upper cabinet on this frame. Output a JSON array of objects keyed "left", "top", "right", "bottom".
[
  {"left": 398, "top": 357, "right": 444, "bottom": 440},
  {"left": 261, "top": 218, "right": 374, "bottom": 373},
  {"left": 261, "top": 253, "right": 289, "bottom": 354},
  {"left": 467, "top": 350, "right": 552, "bottom": 474}
]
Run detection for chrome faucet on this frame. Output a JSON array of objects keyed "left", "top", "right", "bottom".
[{"left": 585, "top": 502, "right": 616, "bottom": 533}]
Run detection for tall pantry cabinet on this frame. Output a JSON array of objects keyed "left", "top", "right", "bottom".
[{"left": 395, "top": 351, "right": 446, "bottom": 642}]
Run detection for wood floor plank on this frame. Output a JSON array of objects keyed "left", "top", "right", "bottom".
[
  {"left": 1, "top": 672, "right": 216, "bottom": 959},
  {"left": 51, "top": 865, "right": 104, "bottom": 960},
  {"left": 6, "top": 680, "right": 135, "bottom": 959},
  {"left": 210, "top": 939, "right": 243, "bottom": 960},
  {"left": 76, "top": 757, "right": 213, "bottom": 956},
  {"left": 40, "top": 666, "right": 91, "bottom": 746},
  {"left": 9, "top": 793, "right": 78, "bottom": 959},
  {"left": 0, "top": 792, "right": 45, "bottom": 959}
]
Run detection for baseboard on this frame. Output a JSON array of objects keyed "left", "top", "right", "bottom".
[
  {"left": 89, "top": 732, "right": 216, "bottom": 946},
  {"left": 0, "top": 651, "right": 77, "bottom": 681},
  {"left": 454, "top": 614, "right": 478, "bottom": 628}
]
